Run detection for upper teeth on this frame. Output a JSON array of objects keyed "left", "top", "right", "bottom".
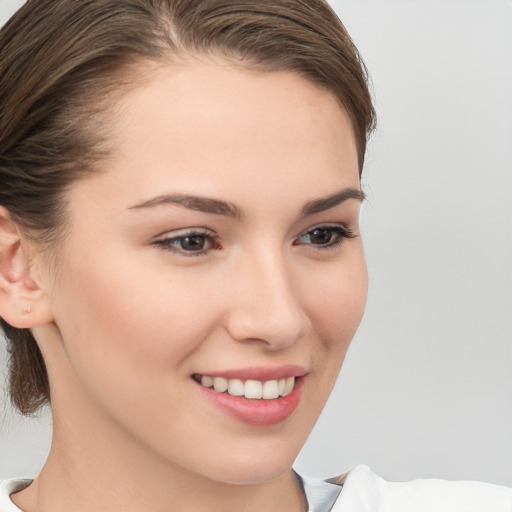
[{"left": 199, "top": 375, "right": 295, "bottom": 400}]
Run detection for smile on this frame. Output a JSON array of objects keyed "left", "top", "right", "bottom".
[{"left": 194, "top": 374, "right": 295, "bottom": 400}]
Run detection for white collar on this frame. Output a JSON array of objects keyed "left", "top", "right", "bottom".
[
  {"left": 1, "top": 475, "right": 343, "bottom": 512},
  {"left": 0, "top": 478, "right": 30, "bottom": 512},
  {"left": 298, "top": 471, "right": 343, "bottom": 512}
]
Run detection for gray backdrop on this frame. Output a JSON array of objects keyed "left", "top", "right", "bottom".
[{"left": 1, "top": 0, "right": 511, "bottom": 485}]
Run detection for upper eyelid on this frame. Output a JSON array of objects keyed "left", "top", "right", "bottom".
[
  {"left": 152, "top": 228, "right": 218, "bottom": 252},
  {"left": 153, "top": 227, "right": 215, "bottom": 240},
  {"left": 302, "top": 222, "right": 349, "bottom": 230},
  {"left": 299, "top": 222, "right": 354, "bottom": 235}
]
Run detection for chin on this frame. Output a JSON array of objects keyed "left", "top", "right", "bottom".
[
  {"left": 193, "top": 439, "right": 303, "bottom": 486},
  {"left": 217, "top": 460, "right": 295, "bottom": 486}
]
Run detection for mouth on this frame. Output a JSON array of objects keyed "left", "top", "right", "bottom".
[
  {"left": 192, "top": 366, "right": 306, "bottom": 426},
  {"left": 193, "top": 374, "right": 295, "bottom": 400}
]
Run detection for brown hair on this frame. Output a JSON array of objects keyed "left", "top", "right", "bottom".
[{"left": 0, "top": 0, "right": 376, "bottom": 415}]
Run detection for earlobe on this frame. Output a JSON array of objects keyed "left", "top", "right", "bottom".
[{"left": 0, "top": 206, "right": 53, "bottom": 329}]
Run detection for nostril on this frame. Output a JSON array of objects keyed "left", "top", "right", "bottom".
[{"left": 224, "top": 304, "right": 308, "bottom": 348}]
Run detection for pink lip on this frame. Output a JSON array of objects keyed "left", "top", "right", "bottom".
[
  {"left": 194, "top": 372, "right": 305, "bottom": 427},
  {"left": 196, "top": 364, "right": 306, "bottom": 381}
]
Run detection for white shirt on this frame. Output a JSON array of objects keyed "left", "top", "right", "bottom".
[
  {"left": 300, "top": 465, "right": 512, "bottom": 512},
  {"left": 1, "top": 465, "right": 511, "bottom": 511}
]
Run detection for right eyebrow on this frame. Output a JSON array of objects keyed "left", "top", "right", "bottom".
[{"left": 128, "top": 193, "right": 244, "bottom": 220}]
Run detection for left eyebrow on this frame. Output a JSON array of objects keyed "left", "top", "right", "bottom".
[{"left": 300, "top": 187, "right": 365, "bottom": 217}]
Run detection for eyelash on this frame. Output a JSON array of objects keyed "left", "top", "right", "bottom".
[
  {"left": 294, "top": 223, "right": 356, "bottom": 251},
  {"left": 153, "top": 228, "right": 219, "bottom": 257},
  {"left": 153, "top": 224, "right": 355, "bottom": 257}
]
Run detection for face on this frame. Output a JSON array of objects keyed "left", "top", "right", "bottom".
[{"left": 38, "top": 60, "right": 367, "bottom": 484}]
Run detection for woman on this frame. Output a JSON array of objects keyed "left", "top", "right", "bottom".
[{"left": 0, "top": 1, "right": 510, "bottom": 511}]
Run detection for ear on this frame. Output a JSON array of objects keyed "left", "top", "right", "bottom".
[{"left": 0, "top": 206, "right": 54, "bottom": 329}]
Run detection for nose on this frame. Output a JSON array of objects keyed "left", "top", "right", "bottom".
[{"left": 224, "top": 249, "right": 310, "bottom": 349}]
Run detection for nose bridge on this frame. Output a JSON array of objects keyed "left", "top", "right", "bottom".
[{"left": 225, "top": 244, "right": 308, "bottom": 348}]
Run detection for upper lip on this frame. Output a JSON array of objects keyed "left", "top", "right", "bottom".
[{"left": 194, "top": 365, "right": 307, "bottom": 381}]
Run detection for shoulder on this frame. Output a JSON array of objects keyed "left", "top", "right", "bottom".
[
  {"left": 327, "top": 465, "right": 512, "bottom": 512},
  {"left": 0, "top": 479, "right": 31, "bottom": 512}
]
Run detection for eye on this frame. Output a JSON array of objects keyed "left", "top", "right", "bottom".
[
  {"left": 295, "top": 224, "right": 355, "bottom": 249},
  {"left": 153, "top": 229, "right": 220, "bottom": 256}
]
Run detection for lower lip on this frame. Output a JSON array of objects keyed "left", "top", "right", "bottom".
[{"left": 195, "top": 377, "right": 304, "bottom": 427}]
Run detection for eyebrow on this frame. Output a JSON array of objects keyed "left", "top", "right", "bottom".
[
  {"left": 300, "top": 187, "right": 365, "bottom": 217},
  {"left": 129, "top": 187, "right": 364, "bottom": 219},
  {"left": 129, "top": 194, "right": 244, "bottom": 220}
]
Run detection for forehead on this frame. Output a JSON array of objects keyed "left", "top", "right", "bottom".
[
  {"left": 110, "top": 61, "right": 357, "bottom": 176},
  {"left": 70, "top": 60, "right": 359, "bottom": 217}
]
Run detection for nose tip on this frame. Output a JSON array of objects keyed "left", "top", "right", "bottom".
[{"left": 224, "top": 267, "right": 310, "bottom": 349}]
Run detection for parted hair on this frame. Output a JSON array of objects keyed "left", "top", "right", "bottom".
[{"left": 0, "top": 0, "right": 376, "bottom": 415}]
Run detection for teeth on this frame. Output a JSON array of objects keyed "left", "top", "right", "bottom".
[
  {"left": 197, "top": 375, "right": 296, "bottom": 400},
  {"left": 201, "top": 376, "right": 213, "bottom": 388},
  {"left": 262, "top": 380, "right": 279, "bottom": 399},
  {"left": 244, "top": 380, "right": 263, "bottom": 399},
  {"left": 213, "top": 377, "right": 228, "bottom": 393},
  {"left": 283, "top": 376, "right": 295, "bottom": 397},
  {"left": 227, "top": 379, "right": 244, "bottom": 396}
]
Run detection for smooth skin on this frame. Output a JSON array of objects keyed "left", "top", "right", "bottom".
[{"left": 0, "top": 59, "right": 367, "bottom": 512}]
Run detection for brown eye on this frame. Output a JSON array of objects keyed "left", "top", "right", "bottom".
[
  {"left": 307, "top": 228, "right": 335, "bottom": 245},
  {"left": 179, "top": 234, "right": 208, "bottom": 251},
  {"left": 297, "top": 224, "right": 355, "bottom": 248},
  {"left": 154, "top": 229, "right": 219, "bottom": 256}
]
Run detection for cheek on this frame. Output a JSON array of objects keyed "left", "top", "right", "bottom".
[
  {"left": 303, "top": 250, "right": 368, "bottom": 349},
  {"left": 292, "top": 249, "right": 367, "bottom": 436},
  {"left": 51, "top": 250, "right": 219, "bottom": 393}
]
